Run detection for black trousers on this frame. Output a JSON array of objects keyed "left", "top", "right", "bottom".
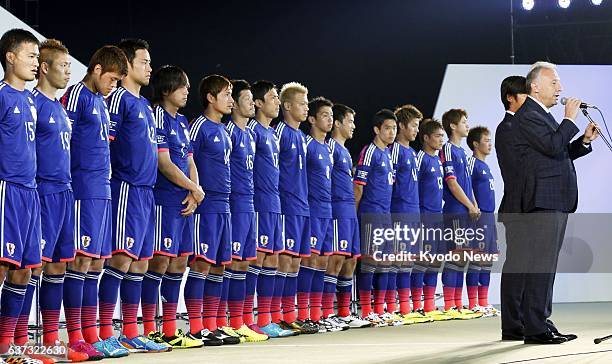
[{"left": 500, "top": 210, "right": 568, "bottom": 336}]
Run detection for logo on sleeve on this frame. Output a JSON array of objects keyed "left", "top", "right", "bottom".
[
  {"left": 170, "top": 129, "right": 177, "bottom": 135},
  {"left": 214, "top": 136, "right": 220, "bottom": 143},
  {"left": 92, "top": 108, "right": 99, "bottom": 115},
  {"left": 49, "top": 116, "right": 56, "bottom": 124},
  {"left": 13, "top": 106, "right": 20, "bottom": 114},
  {"left": 138, "top": 112, "right": 144, "bottom": 119}
]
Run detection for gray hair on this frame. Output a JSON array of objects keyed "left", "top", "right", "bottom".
[{"left": 526, "top": 61, "right": 557, "bottom": 94}]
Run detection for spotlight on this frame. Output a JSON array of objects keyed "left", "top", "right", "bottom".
[
  {"left": 522, "top": 0, "right": 535, "bottom": 10},
  {"left": 558, "top": 0, "right": 571, "bottom": 8},
  {"left": 591, "top": 0, "right": 603, "bottom": 5}
]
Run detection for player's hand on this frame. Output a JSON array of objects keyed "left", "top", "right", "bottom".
[
  {"left": 469, "top": 206, "right": 481, "bottom": 221},
  {"left": 191, "top": 185, "right": 205, "bottom": 204},
  {"left": 563, "top": 97, "right": 581, "bottom": 121},
  {"left": 181, "top": 194, "right": 198, "bottom": 216},
  {"left": 583, "top": 122, "right": 600, "bottom": 143}
]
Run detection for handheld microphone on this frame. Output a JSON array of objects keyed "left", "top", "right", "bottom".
[{"left": 560, "top": 97, "right": 597, "bottom": 109}]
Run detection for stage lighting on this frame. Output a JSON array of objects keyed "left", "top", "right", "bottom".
[
  {"left": 558, "top": 0, "right": 571, "bottom": 8},
  {"left": 591, "top": 0, "right": 603, "bottom": 5},
  {"left": 522, "top": 0, "right": 535, "bottom": 10}
]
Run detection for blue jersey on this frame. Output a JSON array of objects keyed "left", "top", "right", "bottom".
[
  {"left": 306, "top": 136, "right": 333, "bottom": 218},
  {"left": 247, "top": 119, "right": 281, "bottom": 213},
  {"left": 327, "top": 138, "right": 356, "bottom": 219},
  {"left": 468, "top": 156, "right": 495, "bottom": 213},
  {"left": 190, "top": 115, "right": 232, "bottom": 213},
  {"left": 440, "top": 142, "right": 473, "bottom": 213},
  {"left": 61, "top": 82, "right": 111, "bottom": 200},
  {"left": 33, "top": 89, "right": 71, "bottom": 195},
  {"left": 275, "top": 121, "right": 309, "bottom": 216},
  {"left": 354, "top": 143, "right": 394, "bottom": 214},
  {"left": 227, "top": 119, "right": 255, "bottom": 213},
  {"left": 390, "top": 142, "right": 419, "bottom": 213},
  {"left": 416, "top": 150, "right": 443, "bottom": 213},
  {"left": 0, "top": 82, "right": 37, "bottom": 189},
  {"left": 107, "top": 87, "right": 157, "bottom": 187},
  {"left": 153, "top": 105, "right": 193, "bottom": 207}
]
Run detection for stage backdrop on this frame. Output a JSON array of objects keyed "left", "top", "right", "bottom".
[{"left": 434, "top": 64, "right": 612, "bottom": 303}]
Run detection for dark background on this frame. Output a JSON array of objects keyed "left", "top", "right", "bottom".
[{"left": 4, "top": 0, "right": 612, "bottom": 156}]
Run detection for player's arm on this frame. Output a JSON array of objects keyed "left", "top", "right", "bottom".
[
  {"left": 354, "top": 184, "right": 363, "bottom": 212},
  {"left": 353, "top": 147, "right": 370, "bottom": 212},
  {"left": 107, "top": 89, "right": 126, "bottom": 142},
  {"left": 441, "top": 147, "right": 478, "bottom": 214},
  {"left": 158, "top": 152, "right": 202, "bottom": 198}
]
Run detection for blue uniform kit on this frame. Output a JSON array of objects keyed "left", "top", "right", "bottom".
[
  {"left": 306, "top": 136, "right": 334, "bottom": 256},
  {"left": 468, "top": 156, "right": 498, "bottom": 253}
]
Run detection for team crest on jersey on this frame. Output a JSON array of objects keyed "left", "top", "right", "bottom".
[
  {"left": 81, "top": 235, "right": 91, "bottom": 248},
  {"left": 259, "top": 235, "right": 269, "bottom": 247},
  {"left": 286, "top": 239, "right": 295, "bottom": 249},
  {"left": 6, "top": 242, "right": 15, "bottom": 256},
  {"left": 201, "top": 243, "right": 209, "bottom": 254},
  {"left": 479, "top": 241, "right": 486, "bottom": 250},
  {"left": 232, "top": 242, "right": 241, "bottom": 253},
  {"left": 424, "top": 244, "right": 432, "bottom": 253},
  {"left": 41, "top": 239, "right": 46, "bottom": 251},
  {"left": 164, "top": 238, "right": 173, "bottom": 250},
  {"left": 126, "top": 237, "right": 135, "bottom": 249},
  {"left": 310, "top": 237, "right": 317, "bottom": 248},
  {"left": 340, "top": 240, "right": 348, "bottom": 250},
  {"left": 399, "top": 243, "right": 407, "bottom": 252}
]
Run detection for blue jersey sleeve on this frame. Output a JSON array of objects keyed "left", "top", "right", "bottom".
[
  {"left": 189, "top": 118, "right": 205, "bottom": 155},
  {"left": 440, "top": 143, "right": 456, "bottom": 181},
  {"left": 275, "top": 123, "right": 290, "bottom": 153},
  {"left": 107, "top": 88, "right": 127, "bottom": 140},
  {"left": 154, "top": 107, "right": 169, "bottom": 151},
  {"left": 61, "top": 84, "right": 85, "bottom": 127},
  {"left": 354, "top": 145, "right": 373, "bottom": 186}
]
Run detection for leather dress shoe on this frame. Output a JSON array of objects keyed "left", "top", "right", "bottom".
[
  {"left": 524, "top": 331, "right": 567, "bottom": 344},
  {"left": 552, "top": 331, "right": 578, "bottom": 341},
  {"left": 501, "top": 332, "right": 524, "bottom": 341}
]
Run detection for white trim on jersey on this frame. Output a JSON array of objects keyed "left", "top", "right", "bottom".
[
  {"left": 66, "top": 83, "right": 83, "bottom": 112},
  {"left": 416, "top": 150, "right": 425, "bottom": 169},
  {"left": 467, "top": 156, "right": 476, "bottom": 176},
  {"left": 275, "top": 121, "right": 286, "bottom": 142},
  {"left": 332, "top": 219, "right": 339, "bottom": 252},
  {"left": 154, "top": 205, "right": 162, "bottom": 252},
  {"left": 193, "top": 213, "right": 200, "bottom": 255},
  {"left": 0, "top": 181, "right": 5, "bottom": 258},
  {"left": 443, "top": 143, "right": 453, "bottom": 162},
  {"left": 31, "top": 89, "right": 39, "bottom": 97},
  {"left": 154, "top": 105, "right": 165, "bottom": 129},
  {"left": 305, "top": 135, "right": 313, "bottom": 147},
  {"left": 108, "top": 87, "right": 126, "bottom": 115},
  {"left": 227, "top": 120, "right": 236, "bottom": 136},
  {"left": 116, "top": 181, "right": 130, "bottom": 250},
  {"left": 363, "top": 143, "right": 377, "bottom": 167},
  {"left": 0, "top": 81, "right": 6, "bottom": 91},
  {"left": 247, "top": 119, "right": 258, "bottom": 130},
  {"left": 74, "top": 200, "right": 81, "bottom": 251},
  {"left": 190, "top": 116, "right": 206, "bottom": 141},
  {"left": 391, "top": 142, "right": 401, "bottom": 164},
  {"left": 280, "top": 214, "right": 286, "bottom": 252},
  {"left": 327, "top": 138, "right": 336, "bottom": 154}
]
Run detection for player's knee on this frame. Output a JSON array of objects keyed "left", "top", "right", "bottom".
[
  {"left": 189, "top": 259, "right": 211, "bottom": 274},
  {"left": 168, "top": 256, "right": 188, "bottom": 273},
  {"left": 148, "top": 255, "right": 170, "bottom": 274},
  {"left": 209, "top": 264, "right": 225, "bottom": 275},
  {"left": 69, "top": 255, "right": 93, "bottom": 273},
  {"left": 8, "top": 268, "right": 32, "bottom": 285},
  {"left": 108, "top": 253, "right": 133, "bottom": 273},
  {"left": 31, "top": 266, "right": 43, "bottom": 277},
  {"left": 262, "top": 253, "right": 278, "bottom": 268},
  {"left": 89, "top": 258, "right": 105, "bottom": 272}
]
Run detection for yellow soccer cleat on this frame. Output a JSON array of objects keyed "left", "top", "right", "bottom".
[
  {"left": 405, "top": 310, "right": 434, "bottom": 324},
  {"left": 425, "top": 308, "right": 454, "bottom": 321},
  {"left": 221, "top": 326, "right": 247, "bottom": 343},
  {"left": 235, "top": 324, "right": 269, "bottom": 342}
]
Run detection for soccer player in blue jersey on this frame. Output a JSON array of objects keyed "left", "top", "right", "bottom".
[
  {"left": 0, "top": 28, "right": 41, "bottom": 355},
  {"left": 95, "top": 39, "right": 169, "bottom": 353},
  {"left": 322, "top": 104, "right": 371, "bottom": 329},
  {"left": 60, "top": 45, "right": 129, "bottom": 358},
  {"left": 466, "top": 126, "right": 499, "bottom": 317},
  {"left": 274, "top": 82, "right": 318, "bottom": 335},
  {"left": 439, "top": 109, "right": 481, "bottom": 319},
  {"left": 186, "top": 74, "right": 241, "bottom": 345},
  {"left": 246, "top": 81, "right": 294, "bottom": 338},
  {"left": 139, "top": 65, "right": 204, "bottom": 349},
  {"left": 218, "top": 79, "right": 268, "bottom": 342},
  {"left": 354, "top": 109, "right": 396, "bottom": 327}
]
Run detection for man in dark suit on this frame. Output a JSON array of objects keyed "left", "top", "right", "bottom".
[{"left": 498, "top": 62, "right": 599, "bottom": 344}]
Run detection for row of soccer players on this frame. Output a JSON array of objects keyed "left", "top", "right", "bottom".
[{"left": 0, "top": 28, "right": 498, "bottom": 362}]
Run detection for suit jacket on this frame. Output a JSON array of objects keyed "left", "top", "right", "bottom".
[
  {"left": 495, "top": 112, "right": 522, "bottom": 215},
  {"left": 514, "top": 97, "right": 591, "bottom": 213}
]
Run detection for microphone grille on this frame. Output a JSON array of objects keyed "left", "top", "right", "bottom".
[{"left": 560, "top": 97, "right": 568, "bottom": 105}]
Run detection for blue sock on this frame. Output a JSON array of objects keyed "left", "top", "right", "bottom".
[
  {"left": 184, "top": 270, "right": 206, "bottom": 334},
  {"left": 120, "top": 273, "right": 143, "bottom": 338},
  {"left": 142, "top": 271, "right": 163, "bottom": 334},
  {"left": 40, "top": 274, "right": 64, "bottom": 344},
  {"left": 98, "top": 266, "right": 125, "bottom": 339},
  {"left": 0, "top": 282, "right": 27, "bottom": 344},
  {"left": 15, "top": 275, "right": 39, "bottom": 344}
]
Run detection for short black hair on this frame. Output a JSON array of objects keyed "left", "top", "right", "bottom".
[
  {"left": 117, "top": 38, "right": 149, "bottom": 65},
  {"left": 151, "top": 65, "right": 189, "bottom": 105},
  {"left": 420, "top": 118, "right": 444, "bottom": 143},
  {"left": 0, "top": 28, "right": 39, "bottom": 70},
  {"left": 332, "top": 104, "right": 355, "bottom": 123},
  {"left": 231, "top": 79, "right": 251, "bottom": 103},
  {"left": 308, "top": 96, "right": 333, "bottom": 118},
  {"left": 252, "top": 80, "right": 276, "bottom": 107},
  {"left": 372, "top": 108, "right": 397, "bottom": 129},
  {"left": 467, "top": 126, "right": 490, "bottom": 151},
  {"left": 500, "top": 75, "right": 527, "bottom": 110},
  {"left": 441, "top": 108, "right": 467, "bottom": 137},
  {"left": 199, "top": 74, "right": 231, "bottom": 109}
]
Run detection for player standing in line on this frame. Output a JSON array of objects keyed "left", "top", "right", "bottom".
[
  {"left": 138, "top": 65, "right": 204, "bottom": 349},
  {"left": 246, "top": 81, "right": 295, "bottom": 338},
  {"left": 96, "top": 39, "right": 169, "bottom": 352},
  {"left": 466, "top": 126, "right": 500, "bottom": 317},
  {"left": 218, "top": 79, "right": 268, "bottom": 342},
  {"left": 60, "top": 45, "right": 129, "bottom": 358},
  {"left": 186, "top": 74, "right": 240, "bottom": 345},
  {"left": 439, "top": 109, "right": 481, "bottom": 319},
  {"left": 322, "top": 104, "right": 371, "bottom": 329},
  {"left": 274, "top": 82, "right": 318, "bottom": 335},
  {"left": 353, "top": 109, "right": 397, "bottom": 327}
]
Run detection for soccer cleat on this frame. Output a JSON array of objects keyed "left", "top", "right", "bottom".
[
  {"left": 424, "top": 309, "right": 454, "bottom": 321},
  {"left": 393, "top": 312, "right": 415, "bottom": 325},
  {"left": 190, "top": 329, "right": 223, "bottom": 346},
  {"left": 92, "top": 336, "right": 130, "bottom": 358},
  {"left": 260, "top": 323, "right": 295, "bottom": 338},
  {"left": 316, "top": 318, "right": 344, "bottom": 333},
  {"left": 44, "top": 340, "right": 88, "bottom": 362},
  {"left": 380, "top": 312, "right": 403, "bottom": 326},
  {"left": 69, "top": 340, "right": 104, "bottom": 361},
  {"left": 4, "top": 357, "right": 43, "bottom": 364},
  {"left": 119, "top": 335, "right": 171, "bottom": 353},
  {"left": 406, "top": 309, "right": 434, "bottom": 323},
  {"left": 479, "top": 304, "right": 500, "bottom": 317},
  {"left": 151, "top": 329, "right": 203, "bottom": 349},
  {"left": 221, "top": 326, "right": 246, "bottom": 343},
  {"left": 325, "top": 315, "right": 350, "bottom": 331},
  {"left": 22, "top": 354, "right": 54, "bottom": 364},
  {"left": 212, "top": 328, "right": 241, "bottom": 345},
  {"left": 337, "top": 314, "right": 373, "bottom": 328},
  {"left": 362, "top": 312, "right": 387, "bottom": 327},
  {"left": 235, "top": 324, "right": 269, "bottom": 342},
  {"left": 146, "top": 331, "right": 174, "bottom": 351},
  {"left": 458, "top": 306, "right": 484, "bottom": 319},
  {"left": 295, "top": 320, "right": 320, "bottom": 335},
  {"left": 277, "top": 321, "right": 302, "bottom": 335},
  {"left": 247, "top": 324, "right": 266, "bottom": 335}
]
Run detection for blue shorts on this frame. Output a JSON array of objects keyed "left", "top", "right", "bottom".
[
  {"left": 280, "top": 214, "right": 310, "bottom": 257},
  {"left": 74, "top": 199, "right": 112, "bottom": 259},
  {"left": 0, "top": 182, "right": 41, "bottom": 269},
  {"left": 359, "top": 213, "right": 393, "bottom": 257},
  {"left": 153, "top": 205, "right": 194, "bottom": 258},
  {"left": 443, "top": 213, "right": 473, "bottom": 251},
  {"left": 111, "top": 180, "right": 155, "bottom": 260},
  {"left": 40, "top": 189, "right": 75, "bottom": 263},
  {"left": 392, "top": 212, "right": 422, "bottom": 255},
  {"left": 192, "top": 212, "right": 232, "bottom": 265},
  {"left": 255, "top": 212, "right": 283, "bottom": 254},
  {"left": 310, "top": 217, "right": 333, "bottom": 256},
  {"left": 472, "top": 212, "right": 499, "bottom": 253},
  {"left": 327, "top": 217, "right": 360, "bottom": 257},
  {"left": 231, "top": 212, "right": 257, "bottom": 261},
  {"left": 421, "top": 213, "right": 446, "bottom": 255}
]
